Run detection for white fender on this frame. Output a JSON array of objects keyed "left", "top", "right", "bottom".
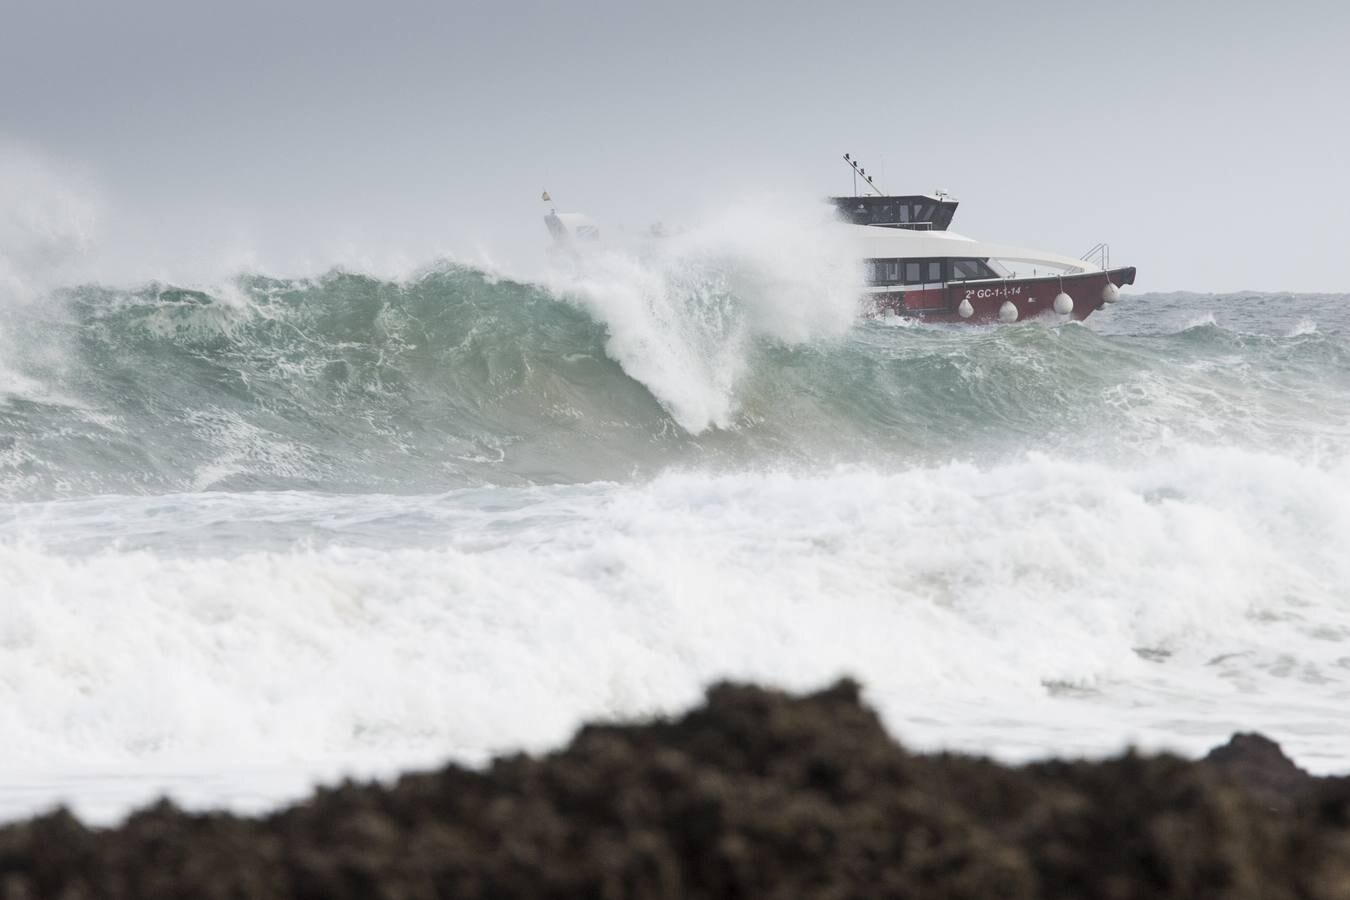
[
  {"left": 998, "top": 301, "right": 1019, "bottom": 323},
  {"left": 1053, "top": 292, "right": 1074, "bottom": 315},
  {"left": 1102, "top": 282, "right": 1120, "bottom": 304},
  {"left": 958, "top": 297, "right": 974, "bottom": 318}
]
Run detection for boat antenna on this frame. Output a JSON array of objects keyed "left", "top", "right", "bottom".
[
  {"left": 541, "top": 189, "right": 555, "bottom": 213},
  {"left": 842, "top": 153, "right": 885, "bottom": 197}
]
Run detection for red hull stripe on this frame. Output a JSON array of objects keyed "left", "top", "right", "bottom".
[{"left": 870, "top": 267, "right": 1137, "bottom": 324}]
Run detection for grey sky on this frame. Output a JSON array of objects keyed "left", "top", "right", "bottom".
[{"left": 2, "top": 0, "right": 1348, "bottom": 291}]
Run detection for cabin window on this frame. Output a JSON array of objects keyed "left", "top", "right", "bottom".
[
  {"left": 904, "top": 262, "right": 921, "bottom": 284},
  {"left": 926, "top": 260, "right": 943, "bottom": 282},
  {"left": 870, "top": 260, "right": 901, "bottom": 284},
  {"left": 949, "top": 259, "right": 978, "bottom": 280},
  {"left": 948, "top": 258, "right": 997, "bottom": 281}
]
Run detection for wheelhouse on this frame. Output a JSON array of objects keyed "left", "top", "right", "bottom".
[{"left": 830, "top": 195, "right": 958, "bottom": 231}]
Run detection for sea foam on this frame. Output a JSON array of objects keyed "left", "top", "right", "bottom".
[{"left": 3, "top": 447, "right": 1348, "bottom": 821}]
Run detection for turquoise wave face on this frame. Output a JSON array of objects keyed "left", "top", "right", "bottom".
[{"left": 1, "top": 267, "right": 1347, "bottom": 498}]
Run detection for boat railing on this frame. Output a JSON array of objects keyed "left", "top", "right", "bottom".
[
  {"left": 871, "top": 222, "right": 934, "bottom": 231},
  {"left": 1080, "top": 243, "right": 1110, "bottom": 269}
]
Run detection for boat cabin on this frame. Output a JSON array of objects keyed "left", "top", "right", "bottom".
[{"left": 830, "top": 195, "right": 958, "bottom": 231}]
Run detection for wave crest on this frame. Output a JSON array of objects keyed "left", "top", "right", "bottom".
[{"left": 1, "top": 276, "right": 1347, "bottom": 499}]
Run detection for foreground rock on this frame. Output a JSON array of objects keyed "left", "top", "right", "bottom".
[{"left": 3, "top": 681, "right": 1350, "bottom": 899}]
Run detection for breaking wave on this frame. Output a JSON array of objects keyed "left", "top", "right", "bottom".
[{"left": 1, "top": 266, "right": 1349, "bottom": 499}]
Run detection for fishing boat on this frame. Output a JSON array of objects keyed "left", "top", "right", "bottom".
[
  {"left": 837, "top": 154, "right": 1135, "bottom": 323},
  {"left": 541, "top": 161, "right": 1136, "bottom": 323}
]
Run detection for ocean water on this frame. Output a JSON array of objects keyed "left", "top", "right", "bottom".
[{"left": 2, "top": 223, "right": 1349, "bottom": 823}]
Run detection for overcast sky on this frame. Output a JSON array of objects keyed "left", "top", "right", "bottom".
[{"left": 2, "top": 0, "right": 1348, "bottom": 291}]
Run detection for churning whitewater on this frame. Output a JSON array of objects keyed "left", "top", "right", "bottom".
[{"left": 2, "top": 224, "right": 1349, "bottom": 823}]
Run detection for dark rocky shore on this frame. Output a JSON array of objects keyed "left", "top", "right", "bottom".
[{"left": 3, "top": 680, "right": 1349, "bottom": 899}]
